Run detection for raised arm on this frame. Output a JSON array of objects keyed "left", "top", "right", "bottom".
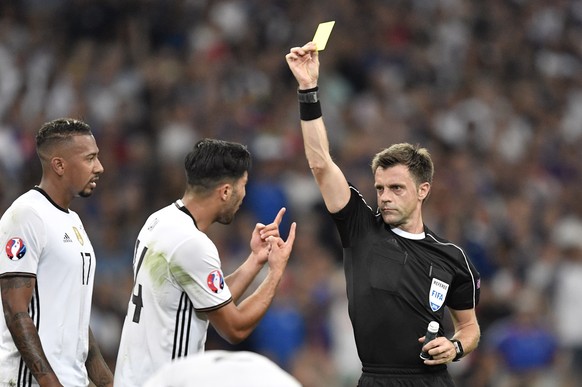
[
  {"left": 1, "top": 276, "right": 63, "bottom": 387},
  {"left": 286, "top": 42, "right": 350, "bottom": 213}
]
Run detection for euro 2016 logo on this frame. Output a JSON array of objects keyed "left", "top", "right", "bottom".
[
  {"left": 207, "top": 270, "right": 225, "bottom": 294},
  {"left": 5, "top": 237, "right": 27, "bottom": 261}
]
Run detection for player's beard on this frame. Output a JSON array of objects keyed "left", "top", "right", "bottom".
[
  {"left": 216, "top": 190, "right": 242, "bottom": 225},
  {"left": 78, "top": 185, "right": 94, "bottom": 198},
  {"left": 216, "top": 208, "right": 235, "bottom": 224}
]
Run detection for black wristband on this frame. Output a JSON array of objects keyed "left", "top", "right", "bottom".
[
  {"left": 298, "top": 87, "right": 322, "bottom": 121},
  {"left": 299, "top": 101, "right": 322, "bottom": 121}
]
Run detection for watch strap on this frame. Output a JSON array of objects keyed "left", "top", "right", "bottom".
[
  {"left": 450, "top": 339, "right": 464, "bottom": 362},
  {"left": 297, "top": 87, "right": 319, "bottom": 103}
]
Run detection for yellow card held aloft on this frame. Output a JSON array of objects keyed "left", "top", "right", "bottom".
[{"left": 312, "top": 21, "right": 335, "bottom": 51}]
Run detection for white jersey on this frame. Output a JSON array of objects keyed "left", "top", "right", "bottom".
[
  {"left": 0, "top": 188, "right": 95, "bottom": 387},
  {"left": 144, "top": 350, "right": 302, "bottom": 387},
  {"left": 114, "top": 200, "right": 233, "bottom": 387}
]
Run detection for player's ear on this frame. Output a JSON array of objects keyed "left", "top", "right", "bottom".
[
  {"left": 50, "top": 157, "right": 66, "bottom": 176},
  {"left": 218, "top": 183, "right": 232, "bottom": 201}
]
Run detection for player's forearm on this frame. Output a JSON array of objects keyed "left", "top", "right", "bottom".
[
  {"left": 242, "top": 267, "right": 284, "bottom": 309},
  {"left": 225, "top": 253, "right": 264, "bottom": 303},
  {"left": 6, "top": 312, "right": 61, "bottom": 386},
  {"left": 230, "top": 268, "right": 284, "bottom": 341},
  {"left": 2, "top": 276, "right": 61, "bottom": 386},
  {"left": 86, "top": 328, "right": 113, "bottom": 387}
]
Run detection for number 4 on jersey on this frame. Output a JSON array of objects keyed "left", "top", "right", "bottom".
[{"left": 130, "top": 241, "right": 148, "bottom": 323}]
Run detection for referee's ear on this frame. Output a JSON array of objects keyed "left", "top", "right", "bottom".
[{"left": 418, "top": 182, "right": 431, "bottom": 202}]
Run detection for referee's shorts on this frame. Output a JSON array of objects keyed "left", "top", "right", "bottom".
[{"left": 357, "top": 366, "right": 454, "bottom": 387}]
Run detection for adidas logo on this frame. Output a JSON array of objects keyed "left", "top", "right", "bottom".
[{"left": 63, "top": 233, "right": 73, "bottom": 243}]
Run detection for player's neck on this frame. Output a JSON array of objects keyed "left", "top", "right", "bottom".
[
  {"left": 180, "top": 195, "right": 216, "bottom": 232},
  {"left": 37, "top": 180, "right": 72, "bottom": 210}
]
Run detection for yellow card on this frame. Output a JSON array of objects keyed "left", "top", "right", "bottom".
[{"left": 312, "top": 21, "right": 335, "bottom": 51}]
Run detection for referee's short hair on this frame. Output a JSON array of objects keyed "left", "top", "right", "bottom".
[{"left": 371, "top": 143, "right": 434, "bottom": 186}]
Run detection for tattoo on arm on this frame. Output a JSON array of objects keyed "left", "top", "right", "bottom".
[
  {"left": 0, "top": 276, "right": 33, "bottom": 293},
  {"left": 86, "top": 328, "right": 113, "bottom": 387},
  {"left": 1, "top": 276, "right": 59, "bottom": 384}
]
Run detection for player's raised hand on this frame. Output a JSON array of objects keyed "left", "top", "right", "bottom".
[
  {"left": 266, "top": 222, "right": 297, "bottom": 274},
  {"left": 285, "top": 42, "right": 319, "bottom": 90},
  {"left": 250, "top": 207, "right": 286, "bottom": 265}
]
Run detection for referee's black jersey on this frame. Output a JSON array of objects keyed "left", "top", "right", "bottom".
[{"left": 330, "top": 185, "right": 481, "bottom": 372}]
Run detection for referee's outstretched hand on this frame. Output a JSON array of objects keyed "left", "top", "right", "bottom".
[
  {"left": 286, "top": 42, "right": 319, "bottom": 90},
  {"left": 266, "top": 222, "right": 297, "bottom": 275}
]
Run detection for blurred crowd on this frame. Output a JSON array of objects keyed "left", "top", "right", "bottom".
[{"left": 1, "top": 0, "right": 582, "bottom": 386}]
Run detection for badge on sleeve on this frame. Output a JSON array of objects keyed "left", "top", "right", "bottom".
[
  {"left": 429, "top": 278, "right": 449, "bottom": 311},
  {"left": 207, "top": 270, "right": 225, "bottom": 294},
  {"left": 5, "top": 237, "right": 27, "bottom": 261}
]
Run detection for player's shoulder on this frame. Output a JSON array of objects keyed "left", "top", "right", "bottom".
[
  {"left": 142, "top": 203, "right": 214, "bottom": 252},
  {"left": 2, "top": 190, "right": 46, "bottom": 220},
  {"left": 145, "top": 203, "right": 202, "bottom": 235}
]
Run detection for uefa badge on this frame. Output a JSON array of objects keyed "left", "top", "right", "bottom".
[
  {"left": 429, "top": 278, "right": 449, "bottom": 312},
  {"left": 5, "top": 237, "right": 27, "bottom": 261},
  {"left": 207, "top": 270, "right": 225, "bottom": 294}
]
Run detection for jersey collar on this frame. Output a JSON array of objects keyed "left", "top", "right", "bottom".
[
  {"left": 391, "top": 226, "right": 425, "bottom": 240},
  {"left": 32, "top": 186, "right": 69, "bottom": 213},
  {"left": 174, "top": 199, "right": 198, "bottom": 228}
]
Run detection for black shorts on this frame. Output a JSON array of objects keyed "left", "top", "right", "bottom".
[{"left": 357, "top": 369, "right": 455, "bottom": 387}]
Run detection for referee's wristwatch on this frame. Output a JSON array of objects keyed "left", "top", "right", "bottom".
[{"left": 450, "top": 339, "right": 464, "bottom": 362}]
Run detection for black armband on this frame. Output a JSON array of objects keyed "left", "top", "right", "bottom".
[{"left": 298, "top": 87, "right": 322, "bottom": 121}]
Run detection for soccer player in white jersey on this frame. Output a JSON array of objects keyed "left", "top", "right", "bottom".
[
  {"left": 0, "top": 118, "right": 113, "bottom": 387},
  {"left": 115, "top": 138, "right": 297, "bottom": 387},
  {"left": 144, "top": 350, "right": 302, "bottom": 387}
]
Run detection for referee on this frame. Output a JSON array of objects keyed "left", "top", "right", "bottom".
[{"left": 286, "top": 42, "right": 481, "bottom": 387}]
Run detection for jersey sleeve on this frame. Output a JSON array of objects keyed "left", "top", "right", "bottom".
[
  {"left": 0, "top": 203, "right": 45, "bottom": 277},
  {"left": 330, "top": 185, "right": 377, "bottom": 248},
  {"left": 169, "top": 236, "right": 232, "bottom": 311},
  {"left": 446, "top": 251, "right": 481, "bottom": 310}
]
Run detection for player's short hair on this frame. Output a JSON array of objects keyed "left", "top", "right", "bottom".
[
  {"left": 371, "top": 143, "right": 434, "bottom": 186},
  {"left": 184, "top": 138, "right": 251, "bottom": 193},
  {"left": 36, "top": 118, "right": 93, "bottom": 155}
]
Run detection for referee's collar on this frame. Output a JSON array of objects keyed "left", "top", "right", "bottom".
[
  {"left": 391, "top": 226, "right": 425, "bottom": 240},
  {"left": 174, "top": 199, "right": 198, "bottom": 228}
]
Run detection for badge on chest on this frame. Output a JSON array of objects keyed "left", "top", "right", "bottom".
[{"left": 429, "top": 278, "right": 449, "bottom": 311}]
